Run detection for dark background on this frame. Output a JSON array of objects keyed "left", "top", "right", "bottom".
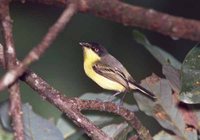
[{"left": 0, "top": 0, "right": 198, "bottom": 134}]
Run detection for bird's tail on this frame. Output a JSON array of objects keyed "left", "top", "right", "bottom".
[{"left": 129, "top": 81, "right": 157, "bottom": 100}]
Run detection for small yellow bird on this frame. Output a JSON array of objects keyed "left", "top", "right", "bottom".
[{"left": 79, "top": 42, "right": 156, "bottom": 99}]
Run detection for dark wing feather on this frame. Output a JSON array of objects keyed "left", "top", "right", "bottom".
[
  {"left": 101, "top": 54, "right": 135, "bottom": 80},
  {"left": 93, "top": 60, "right": 130, "bottom": 89}
]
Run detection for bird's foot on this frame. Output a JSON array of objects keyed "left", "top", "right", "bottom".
[{"left": 103, "top": 91, "right": 121, "bottom": 102}]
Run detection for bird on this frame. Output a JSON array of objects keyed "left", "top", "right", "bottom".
[{"left": 79, "top": 42, "right": 156, "bottom": 100}]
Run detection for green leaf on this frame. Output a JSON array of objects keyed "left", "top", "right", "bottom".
[
  {"left": 23, "top": 103, "right": 64, "bottom": 140},
  {"left": 102, "top": 122, "right": 131, "bottom": 140},
  {"left": 0, "top": 102, "right": 64, "bottom": 140},
  {"left": 180, "top": 45, "right": 200, "bottom": 104},
  {"left": 56, "top": 117, "right": 79, "bottom": 139},
  {"left": 133, "top": 30, "right": 181, "bottom": 69},
  {"left": 0, "top": 100, "right": 12, "bottom": 132},
  {"left": 162, "top": 64, "right": 181, "bottom": 93},
  {"left": 0, "top": 127, "right": 13, "bottom": 140},
  {"left": 133, "top": 74, "right": 197, "bottom": 140}
]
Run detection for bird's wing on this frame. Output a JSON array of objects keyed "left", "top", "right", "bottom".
[
  {"left": 93, "top": 60, "right": 129, "bottom": 89},
  {"left": 94, "top": 55, "right": 156, "bottom": 99},
  {"left": 101, "top": 54, "right": 135, "bottom": 80}
]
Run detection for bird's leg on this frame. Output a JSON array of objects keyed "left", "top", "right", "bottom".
[
  {"left": 105, "top": 91, "right": 121, "bottom": 102},
  {"left": 119, "top": 92, "right": 127, "bottom": 106},
  {"left": 118, "top": 81, "right": 129, "bottom": 105},
  {"left": 95, "top": 92, "right": 121, "bottom": 102}
]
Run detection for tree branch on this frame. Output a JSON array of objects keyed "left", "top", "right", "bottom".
[
  {"left": 21, "top": 69, "right": 153, "bottom": 140},
  {"left": 20, "top": 73, "right": 113, "bottom": 139},
  {"left": 0, "top": 2, "right": 77, "bottom": 92},
  {"left": 0, "top": 1, "right": 24, "bottom": 140},
  {"left": 16, "top": 0, "right": 200, "bottom": 41}
]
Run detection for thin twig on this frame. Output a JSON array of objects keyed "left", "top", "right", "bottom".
[
  {"left": 16, "top": 0, "right": 200, "bottom": 41},
  {"left": 0, "top": 2, "right": 77, "bottom": 92},
  {"left": 0, "top": 1, "right": 24, "bottom": 140}
]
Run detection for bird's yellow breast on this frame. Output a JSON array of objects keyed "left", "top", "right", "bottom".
[{"left": 83, "top": 47, "right": 125, "bottom": 92}]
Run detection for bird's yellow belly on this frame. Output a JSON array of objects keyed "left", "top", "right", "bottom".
[{"left": 84, "top": 62, "right": 125, "bottom": 92}]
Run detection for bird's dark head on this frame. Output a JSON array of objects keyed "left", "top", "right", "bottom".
[{"left": 79, "top": 42, "right": 108, "bottom": 57}]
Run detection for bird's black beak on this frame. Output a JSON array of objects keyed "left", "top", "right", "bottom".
[
  {"left": 79, "top": 42, "right": 91, "bottom": 48},
  {"left": 79, "top": 42, "right": 84, "bottom": 47}
]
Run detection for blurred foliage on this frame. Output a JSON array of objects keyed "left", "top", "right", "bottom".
[{"left": 133, "top": 31, "right": 199, "bottom": 140}]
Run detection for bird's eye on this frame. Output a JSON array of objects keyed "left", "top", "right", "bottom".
[{"left": 94, "top": 48, "right": 99, "bottom": 52}]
